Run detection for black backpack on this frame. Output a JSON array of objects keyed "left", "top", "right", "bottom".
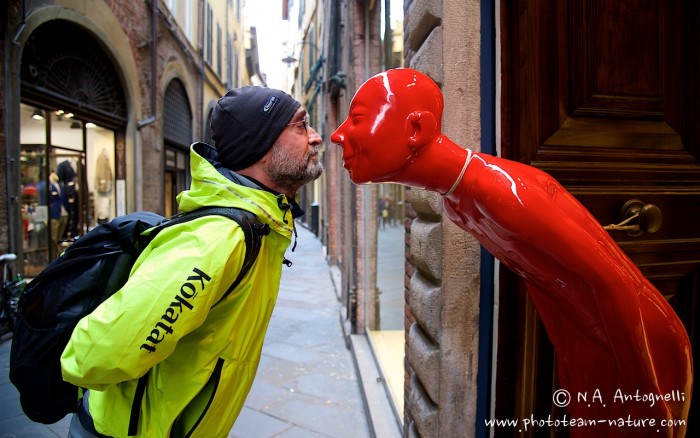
[{"left": 9, "top": 206, "right": 268, "bottom": 426}]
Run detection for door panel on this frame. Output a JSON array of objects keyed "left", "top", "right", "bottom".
[{"left": 497, "top": 0, "right": 699, "bottom": 436}]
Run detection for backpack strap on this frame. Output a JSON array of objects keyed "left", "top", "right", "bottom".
[
  {"left": 127, "top": 206, "right": 268, "bottom": 436},
  {"left": 191, "top": 207, "right": 268, "bottom": 293},
  {"left": 145, "top": 206, "right": 268, "bottom": 293}
]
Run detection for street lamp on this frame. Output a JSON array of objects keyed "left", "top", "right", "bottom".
[
  {"left": 282, "top": 40, "right": 325, "bottom": 94},
  {"left": 281, "top": 40, "right": 322, "bottom": 66}
]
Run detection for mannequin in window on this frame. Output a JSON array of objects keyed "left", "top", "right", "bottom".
[
  {"left": 94, "top": 148, "right": 113, "bottom": 224},
  {"left": 57, "top": 158, "right": 78, "bottom": 237},
  {"left": 47, "top": 172, "right": 68, "bottom": 257}
]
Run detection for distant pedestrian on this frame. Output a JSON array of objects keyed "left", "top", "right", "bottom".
[
  {"left": 386, "top": 197, "right": 397, "bottom": 227},
  {"left": 379, "top": 197, "right": 390, "bottom": 229},
  {"left": 61, "top": 86, "right": 323, "bottom": 437}
]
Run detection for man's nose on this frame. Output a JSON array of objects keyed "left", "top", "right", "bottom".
[{"left": 308, "top": 125, "right": 323, "bottom": 146}]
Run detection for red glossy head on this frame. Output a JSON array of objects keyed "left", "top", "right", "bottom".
[{"left": 331, "top": 68, "right": 444, "bottom": 184}]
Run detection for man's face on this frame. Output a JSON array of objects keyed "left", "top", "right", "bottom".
[
  {"left": 331, "top": 76, "right": 412, "bottom": 184},
  {"left": 265, "top": 108, "right": 323, "bottom": 194}
]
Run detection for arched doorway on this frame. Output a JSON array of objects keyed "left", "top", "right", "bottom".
[
  {"left": 19, "top": 20, "right": 127, "bottom": 276},
  {"left": 163, "top": 79, "right": 193, "bottom": 217}
]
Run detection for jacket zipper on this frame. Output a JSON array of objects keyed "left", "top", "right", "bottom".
[{"left": 172, "top": 357, "right": 225, "bottom": 438}]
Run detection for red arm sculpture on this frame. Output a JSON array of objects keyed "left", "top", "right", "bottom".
[{"left": 331, "top": 68, "right": 692, "bottom": 437}]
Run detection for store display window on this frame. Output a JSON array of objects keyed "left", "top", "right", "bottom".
[
  {"left": 370, "top": 183, "right": 406, "bottom": 420},
  {"left": 19, "top": 103, "right": 117, "bottom": 276}
]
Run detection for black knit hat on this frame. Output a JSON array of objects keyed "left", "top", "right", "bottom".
[{"left": 211, "top": 86, "right": 301, "bottom": 170}]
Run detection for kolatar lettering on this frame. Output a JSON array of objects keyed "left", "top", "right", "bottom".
[{"left": 140, "top": 268, "right": 211, "bottom": 353}]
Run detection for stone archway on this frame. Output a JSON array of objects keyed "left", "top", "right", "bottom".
[{"left": 21, "top": 20, "right": 127, "bottom": 126}]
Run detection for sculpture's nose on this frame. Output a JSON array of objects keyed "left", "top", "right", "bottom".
[{"left": 331, "top": 129, "right": 344, "bottom": 146}]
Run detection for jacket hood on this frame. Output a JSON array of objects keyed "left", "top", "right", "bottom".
[{"left": 177, "top": 142, "right": 302, "bottom": 238}]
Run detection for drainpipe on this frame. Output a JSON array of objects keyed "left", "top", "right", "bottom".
[
  {"left": 200, "top": 0, "right": 205, "bottom": 139},
  {"left": 5, "top": 1, "right": 28, "bottom": 261},
  {"left": 151, "top": 0, "right": 158, "bottom": 115},
  {"left": 136, "top": 0, "right": 158, "bottom": 212},
  {"left": 359, "top": 0, "right": 372, "bottom": 334},
  {"left": 364, "top": 0, "right": 370, "bottom": 80}
]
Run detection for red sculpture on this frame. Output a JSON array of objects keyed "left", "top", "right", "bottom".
[{"left": 331, "top": 68, "right": 692, "bottom": 437}]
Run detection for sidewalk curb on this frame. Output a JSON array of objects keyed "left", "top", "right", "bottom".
[
  {"left": 327, "top": 258, "right": 402, "bottom": 438},
  {"left": 349, "top": 335, "right": 403, "bottom": 438}
]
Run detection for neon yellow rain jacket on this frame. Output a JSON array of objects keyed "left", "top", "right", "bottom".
[{"left": 61, "top": 142, "right": 301, "bottom": 437}]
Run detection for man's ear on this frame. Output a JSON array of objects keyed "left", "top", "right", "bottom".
[{"left": 406, "top": 111, "right": 438, "bottom": 149}]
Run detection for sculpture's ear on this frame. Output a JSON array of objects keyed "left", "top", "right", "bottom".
[{"left": 406, "top": 111, "right": 438, "bottom": 149}]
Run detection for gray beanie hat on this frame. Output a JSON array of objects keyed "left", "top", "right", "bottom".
[{"left": 211, "top": 86, "right": 300, "bottom": 170}]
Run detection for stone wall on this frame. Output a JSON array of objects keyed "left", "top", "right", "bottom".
[{"left": 402, "top": 0, "right": 483, "bottom": 436}]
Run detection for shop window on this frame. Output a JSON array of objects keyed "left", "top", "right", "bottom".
[
  {"left": 18, "top": 20, "right": 126, "bottom": 276},
  {"left": 370, "top": 183, "right": 406, "bottom": 420},
  {"left": 19, "top": 104, "right": 118, "bottom": 276},
  {"left": 164, "top": 147, "right": 189, "bottom": 217}
]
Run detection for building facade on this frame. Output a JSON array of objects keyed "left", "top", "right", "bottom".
[
  {"left": 1, "top": 0, "right": 253, "bottom": 276},
  {"left": 284, "top": 0, "right": 328, "bottom": 235},
  {"left": 291, "top": 0, "right": 700, "bottom": 437}
]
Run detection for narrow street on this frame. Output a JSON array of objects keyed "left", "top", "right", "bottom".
[{"left": 0, "top": 225, "right": 370, "bottom": 438}]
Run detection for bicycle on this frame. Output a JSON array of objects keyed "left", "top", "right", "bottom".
[{"left": 1, "top": 253, "right": 24, "bottom": 337}]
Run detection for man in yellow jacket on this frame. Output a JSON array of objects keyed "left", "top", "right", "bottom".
[{"left": 61, "top": 87, "right": 323, "bottom": 437}]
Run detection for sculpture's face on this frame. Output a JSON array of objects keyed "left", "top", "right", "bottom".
[
  {"left": 332, "top": 69, "right": 445, "bottom": 184},
  {"left": 331, "top": 74, "right": 413, "bottom": 184}
]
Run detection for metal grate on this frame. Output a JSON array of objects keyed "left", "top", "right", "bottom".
[
  {"left": 21, "top": 20, "right": 126, "bottom": 119},
  {"left": 163, "top": 79, "right": 193, "bottom": 148}
]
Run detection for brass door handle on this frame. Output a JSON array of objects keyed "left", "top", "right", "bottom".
[{"left": 604, "top": 199, "right": 663, "bottom": 236}]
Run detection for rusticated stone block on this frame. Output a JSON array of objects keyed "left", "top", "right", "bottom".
[
  {"left": 410, "top": 219, "right": 442, "bottom": 281},
  {"left": 408, "top": 271, "right": 441, "bottom": 343},
  {"left": 407, "top": 373, "right": 438, "bottom": 437},
  {"left": 409, "top": 187, "right": 442, "bottom": 219},
  {"left": 406, "top": 0, "right": 442, "bottom": 51},
  {"left": 410, "top": 27, "right": 443, "bottom": 86},
  {"left": 407, "top": 419, "right": 419, "bottom": 438},
  {"left": 408, "top": 323, "right": 439, "bottom": 403}
]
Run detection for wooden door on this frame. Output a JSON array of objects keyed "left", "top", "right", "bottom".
[{"left": 496, "top": 1, "right": 700, "bottom": 436}]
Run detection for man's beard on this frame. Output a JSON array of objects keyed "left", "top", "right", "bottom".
[{"left": 266, "top": 142, "right": 323, "bottom": 193}]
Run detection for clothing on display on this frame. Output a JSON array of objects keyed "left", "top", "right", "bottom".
[
  {"left": 57, "top": 158, "right": 79, "bottom": 237},
  {"left": 94, "top": 149, "right": 114, "bottom": 222},
  {"left": 49, "top": 173, "right": 68, "bottom": 256},
  {"left": 95, "top": 149, "right": 113, "bottom": 195}
]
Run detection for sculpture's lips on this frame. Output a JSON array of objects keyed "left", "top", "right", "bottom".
[{"left": 342, "top": 155, "right": 354, "bottom": 167}]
